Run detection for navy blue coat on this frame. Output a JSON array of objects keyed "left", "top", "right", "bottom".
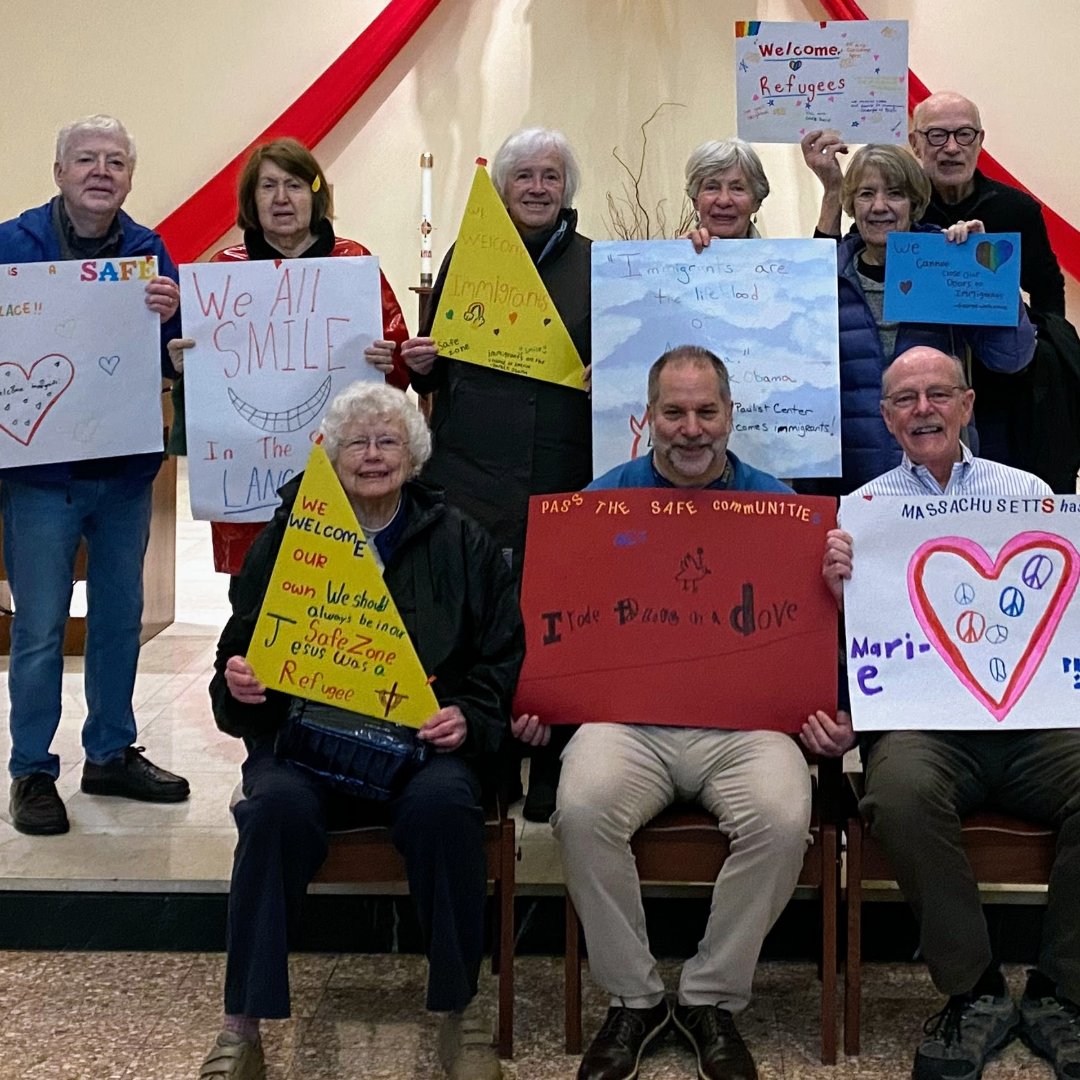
[{"left": 835, "top": 224, "right": 1035, "bottom": 491}]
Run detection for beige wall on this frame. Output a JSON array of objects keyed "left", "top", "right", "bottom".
[{"left": 3, "top": 0, "right": 1076, "bottom": 317}]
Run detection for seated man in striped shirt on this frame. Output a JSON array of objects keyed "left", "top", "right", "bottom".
[{"left": 804, "top": 345, "right": 1080, "bottom": 1080}]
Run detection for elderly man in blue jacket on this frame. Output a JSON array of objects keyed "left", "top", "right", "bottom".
[{"left": 0, "top": 115, "right": 188, "bottom": 836}]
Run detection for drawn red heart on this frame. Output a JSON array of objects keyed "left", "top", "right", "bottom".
[
  {"left": 0, "top": 354, "right": 75, "bottom": 446},
  {"left": 908, "top": 532, "right": 1080, "bottom": 721},
  {"left": 508, "top": 312, "right": 518, "bottom": 324},
  {"left": 899, "top": 280, "right": 913, "bottom": 295}
]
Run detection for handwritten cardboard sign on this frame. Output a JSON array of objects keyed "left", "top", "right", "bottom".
[
  {"left": 0, "top": 257, "right": 162, "bottom": 468},
  {"left": 883, "top": 232, "right": 1022, "bottom": 326},
  {"left": 592, "top": 238, "right": 841, "bottom": 479},
  {"left": 431, "top": 164, "right": 585, "bottom": 390},
  {"left": 180, "top": 257, "right": 383, "bottom": 522},
  {"left": 842, "top": 493, "right": 1080, "bottom": 730},
  {"left": 246, "top": 442, "right": 439, "bottom": 727},
  {"left": 514, "top": 489, "right": 838, "bottom": 729},
  {"left": 735, "top": 19, "right": 908, "bottom": 144}
]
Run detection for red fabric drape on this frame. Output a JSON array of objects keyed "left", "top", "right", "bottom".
[
  {"left": 155, "top": 0, "right": 443, "bottom": 264},
  {"left": 817, "top": 0, "right": 1080, "bottom": 281}
]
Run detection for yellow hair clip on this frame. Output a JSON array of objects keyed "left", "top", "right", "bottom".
[{"left": 311, "top": 175, "right": 322, "bottom": 193}]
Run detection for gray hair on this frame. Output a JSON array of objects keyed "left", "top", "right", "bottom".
[
  {"left": 685, "top": 138, "right": 769, "bottom": 204},
  {"left": 491, "top": 128, "right": 580, "bottom": 208},
  {"left": 647, "top": 345, "right": 732, "bottom": 406},
  {"left": 55, "top": 115, "right": 136, "bottom": 169},
  {"left": 318, "top": 383, "right": 431, "bottom": 479}
]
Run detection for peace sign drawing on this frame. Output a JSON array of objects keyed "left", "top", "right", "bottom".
[{"left": 908, "top": 532, "right": 1080, "bottom": 722}]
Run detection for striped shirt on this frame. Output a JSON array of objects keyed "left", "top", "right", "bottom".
[{"left": 853, "top": 444, "right": 1052, "bottom": 498}]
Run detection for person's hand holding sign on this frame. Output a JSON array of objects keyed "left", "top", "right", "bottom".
[{"left": 419, "top": 705, "right": 468, "bottom": 752}]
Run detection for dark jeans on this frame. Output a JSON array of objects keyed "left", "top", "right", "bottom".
[
  {"left": 224, "top": 739, "right": 486, "bottom": 1018},
  {"left": 862, "top": 730, "right": 1080, "bottom": 1000}
]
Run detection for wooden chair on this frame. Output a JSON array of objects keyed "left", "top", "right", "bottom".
[
  {"left": 564, "top": 755, "right": 841, "bottom": 1064},
  {"left": 312, "top": 805, "right": 517, "bottom": 1057},
  {"left": 843, "top": 772, "right": 1056, "bottom": 1056}
]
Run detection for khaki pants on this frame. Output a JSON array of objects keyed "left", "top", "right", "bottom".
[{"left": 553, "top": 723, "right": 811, "bottom": 1011}]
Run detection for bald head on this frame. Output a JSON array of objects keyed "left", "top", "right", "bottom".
[
  {"left": 912, "top": 92, "right": 982, "bottom": 132},
  {"left": 909, "top": 92, "right": 984, "bottom": 204},
  {"left": 882, "top": 346, "right": 967, "bottom": 398}
]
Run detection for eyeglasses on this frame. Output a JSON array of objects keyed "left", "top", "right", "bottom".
[
  {"left": 342, "top": 435, "right": 405, "bottom": 454},
  {"left": 915, "top": 127, "right": 981, "bottom": 147},
  {"left": 882, "top": 385, "right": 966, "bottom": 410}
]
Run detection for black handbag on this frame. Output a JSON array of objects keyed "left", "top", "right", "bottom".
[{"left": 275, "top": 697, "right": 429, "bottom": 801}]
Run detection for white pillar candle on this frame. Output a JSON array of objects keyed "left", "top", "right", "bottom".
[{"left": 420, "top": 152, "right": 433, "bottom": 286}]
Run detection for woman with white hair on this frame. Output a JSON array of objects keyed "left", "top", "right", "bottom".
[
  {"left": 201, "top": 382, "right": 523, "bottom": 1080},
  {"left": 400, "top": 127, "right": 592, "bottom": 573},
  {"left": 684, "top": 137, "right": 771, "bottom": 248},
  {"left": 401, "top": 127, "right": 592, "bottom": 822}
]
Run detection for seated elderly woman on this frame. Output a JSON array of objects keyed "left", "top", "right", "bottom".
[
  {"left": 199, "top": 383, "right": 524, "bottom": 1080},
  {"left": 684, "top": 136, "right": 771, "bottom": 248},
  {"left": 807, "top": 142, "right": 1035, "bottom": 493}
]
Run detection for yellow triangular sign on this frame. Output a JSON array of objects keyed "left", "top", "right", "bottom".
[
  {"left": 432, "top": 163, "right": 585, "bottom": 391},
  {"left": 247, "top": 443, "right": 439, "bottom": 728}
]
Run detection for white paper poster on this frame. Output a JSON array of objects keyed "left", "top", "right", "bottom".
[
  {"left": 181, "top": 257, "right": 383, "bottom": 521},
  {"left": 0, "top": 257, "right": 163, "bottom": 468},
  {"left": 842, "top": 493, "right": 1080, "bottom": 731},
  {"left": 591, "top": 238, "right": 841, "bottom": 480},
  {"left": 735, "top": 20, "right": 908, "bottom": 144}
]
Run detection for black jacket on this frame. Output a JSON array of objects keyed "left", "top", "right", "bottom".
[
  {"left": 920, "top": 169, "right": 1065, "bottom": 317},
  {"left": 210, "top": 476, "right": 525, "bottom": 768},
  {"left": 410, "top": 209, "right": 592, "bottom": 570}
]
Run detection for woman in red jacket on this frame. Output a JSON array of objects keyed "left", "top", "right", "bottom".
[{"left": 169, "top": 137, "right": 410, "bottom": 574}]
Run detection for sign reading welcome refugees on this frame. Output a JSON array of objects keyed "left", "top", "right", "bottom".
[
  {"left": 591, "top": 238, "right": 841, "bottom": 479},
  {"left": 246, "top": 443, "right": 439, "bottom": 728},
  {"left": 0, "top": 257, "right": 163, "bottom": 468},
  {"left": 431, "top": 163, "right": 585, "bottom": 390},
  {"left": 735, "top": 19, "right": 908, "bottom": 144},
  {"left": 514, "top": 489, "right": 838, "bottom": 729},
  {"left": 842, "top": 493, "right": 1080, "bottom": 730},
  {"left": 180, "top": 256, "right": 383, "bottom": 522}
]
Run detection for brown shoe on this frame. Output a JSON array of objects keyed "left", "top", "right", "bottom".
[{"left": 199, "top": 1031, "right": 265, "bottom": 1079}]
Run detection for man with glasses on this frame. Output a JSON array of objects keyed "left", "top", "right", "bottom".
[
  {"left": 809, "top": 345, "right": 1080, "bottom": 1080},
  {"left": 910, "top": 92, "right": 1064, "bottom": 318}
]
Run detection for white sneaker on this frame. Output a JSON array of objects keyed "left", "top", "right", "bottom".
[{"left": 437, "top": 996, "right": 502, "bottom": 1080}]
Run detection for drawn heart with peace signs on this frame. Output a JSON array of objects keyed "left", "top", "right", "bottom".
[
  {"left": 907, "top": 531, "right": 1080, "bottom": 721},
  {"left": 0, "top": 354, "right": 75, "bottom": 446}
]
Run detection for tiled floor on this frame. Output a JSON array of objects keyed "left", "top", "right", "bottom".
[
  {"left": 0, "top": 951, "right": 1056, "bottom": 1079},
  {"left": 0, "top": 464, "right": 1057, "bottom": 1077}
]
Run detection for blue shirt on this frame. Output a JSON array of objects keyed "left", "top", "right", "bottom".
[{"left": 587, "top": 450, "right": 792, "bottom": 494}]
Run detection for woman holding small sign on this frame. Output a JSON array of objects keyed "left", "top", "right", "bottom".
[
  {"left": 200, "top": 383, "right": 523, "bottom": 1080},
  {"left": 802, "top": 142, "right": 1035, "bottom": 493},
  {"left": 167, "top": 138, "right": 412, "bottom": 574}
]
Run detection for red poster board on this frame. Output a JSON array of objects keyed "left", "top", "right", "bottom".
[{"left": 514, "top": 489, "right": 838, "bottom": 732}]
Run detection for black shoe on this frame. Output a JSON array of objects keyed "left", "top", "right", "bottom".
[
  {"left": 673, "top": 1003, "right": 757, "bottom": 1080},
  {"left": 577, "top": 998, "right": 670, "bottom": 1080},
  {"left": 9, "top": 773, "right": 69, "bottom": 835},
  {"left": 81, "top": 746, "right": 189, "bottom": 802}
]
